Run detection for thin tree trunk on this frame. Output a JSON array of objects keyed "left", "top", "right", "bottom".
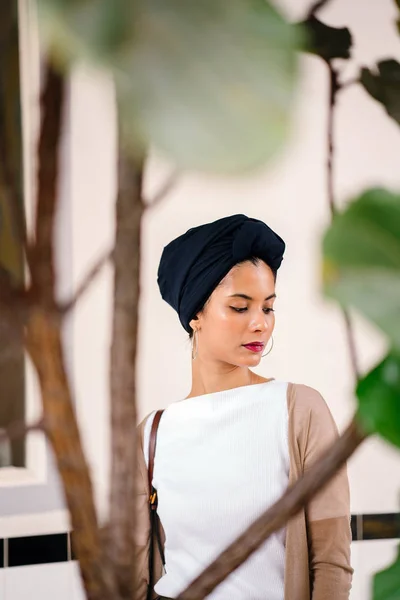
[{"left": 108, "top": 128, "right": 145, "bottom": 596}]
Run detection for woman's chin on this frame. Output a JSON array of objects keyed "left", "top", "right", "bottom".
[{"left": 238, "top": 355, "right": 262, "bottom": 367}]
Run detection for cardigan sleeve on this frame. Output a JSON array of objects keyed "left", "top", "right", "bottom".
[{"left": 299, "top": 385, "right": 354, "bottom": 600}]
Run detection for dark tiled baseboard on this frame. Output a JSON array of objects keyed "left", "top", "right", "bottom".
[
  {"left": 8, "top": 533, "right": 68, "bottom": 567},
  {"left": 0, "top": 533, "right": 70, "bottom": 568},
  {"left": 0, "top": 513, "right": 399, "bottom": 568},
  {"left": 351, "top": 513, "right": 400, "bottom": 542}
]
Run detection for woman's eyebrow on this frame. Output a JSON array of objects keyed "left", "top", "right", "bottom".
[{"left": 228, "top": 293, "right": 277, "bottom": 301}]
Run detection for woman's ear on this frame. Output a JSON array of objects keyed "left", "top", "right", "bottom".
[{"left": 189, "top": 314, "right": 200, "bottom": 332}]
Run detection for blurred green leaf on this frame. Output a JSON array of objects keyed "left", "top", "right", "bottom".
[
  {"left": 373, "top": 544, "right": 400, "bottom": 599},
  {"left": 38, "top": 0, "right": 302, "bottom": 174},
  {"left": 323, "top": 188, "right": 400, "bottom": 349},
  {"left": 300, "top": 16, "right": 352, "bottom": 61},
  {"left": 37, "top": 0, "right": 135, "bottom": 63},
  {"left": 118, "top": 0, "right": 302, "bottom": 173},
  {"left": 361, "top": 60, "right": 400, "bottom": 125},
  {"left": 356, "top": 352, "right": 400, "bottom": 448}
]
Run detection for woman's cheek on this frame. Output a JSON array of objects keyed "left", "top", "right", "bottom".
[{"left": 218, "top": 307, "right": 234, "bottom": 325}]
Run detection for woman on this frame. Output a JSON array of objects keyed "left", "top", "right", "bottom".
[{"left": 135, "top": 214, "right": 353, "bottom": 600}]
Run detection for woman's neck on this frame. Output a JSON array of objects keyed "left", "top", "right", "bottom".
[{"left": 186, "top": 364, "right": 270, "bottom": 399}]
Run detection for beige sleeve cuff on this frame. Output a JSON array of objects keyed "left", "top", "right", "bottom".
[{"left": 308, "top": 515, "right": 354, "bottom": 599}]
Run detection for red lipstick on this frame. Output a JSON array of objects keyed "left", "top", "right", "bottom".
[{"left": 243, "top": 343, "right": 264, "bottom": 353}]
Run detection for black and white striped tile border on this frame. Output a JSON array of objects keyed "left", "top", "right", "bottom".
[{"left": 0, "top": 514, "right": 398, "bottom": 568}]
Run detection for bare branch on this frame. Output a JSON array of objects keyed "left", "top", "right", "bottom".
[
  {"left": 146, "top": 169, "right": 180, "bottom": 209},
  {"left": 326, "top": 63, "right": 339, "bottom": 219},
  {"left": 325, "top": 61, "right": 361, "bottom": 381},
  {"left": 0, "top": 418, "right": 44, "bottom": 445},
  {"left": 178, "top": 418, "right": 367, "bottom": 600},
  {"left": 307, "top": 0, "right": 331, "bottom": 18},
  {"left": 108, "top": 131, "right": 145, "bottom": 594},
  {"left": 343, "top": 308, "right": 361, "bottom": 379},
  {"left": 59, "top": 249, "right": 114, "bottom": 315}
]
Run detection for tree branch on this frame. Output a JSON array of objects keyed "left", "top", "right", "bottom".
[
  {"left": 343, "top": 308, "right": 361, "bottom": 380},
  {"left": 326, "top": 62, "right": 339, "bottom": 219},
  {"left": 178, "top": 417, "right": 367, "bottom": 599},
  {"left": 59, "top": 249, "right": 113, "bottom": 315},
  {"left": 108, "top": 130, "right": 145, "bottom": 595},
  {"left": 325, "top": 61, "right": 361, "bottom": 380}
]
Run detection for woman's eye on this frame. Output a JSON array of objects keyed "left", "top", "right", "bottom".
[{"left": 230, "top": 307, "right": 275, "bottom": 314}]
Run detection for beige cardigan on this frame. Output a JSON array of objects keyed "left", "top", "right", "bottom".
[{"left": 135, "top": 383, "right": 353, "bottom": 599}]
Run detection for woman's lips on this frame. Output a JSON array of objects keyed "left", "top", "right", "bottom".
[{"left": 243, "top": 343, "right": 264, "bottom": 353}]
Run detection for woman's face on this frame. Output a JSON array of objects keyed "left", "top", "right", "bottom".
[{"left": 190, "top": 260, "right": 276, "bottom": 366}]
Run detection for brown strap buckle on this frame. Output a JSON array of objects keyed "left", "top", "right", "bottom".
[{"left": 149, "top": 489, "right": 158, "bottom": 510}]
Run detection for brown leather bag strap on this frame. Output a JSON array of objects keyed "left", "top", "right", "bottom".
[
  {"left": 147, "top": 409, "right": 166, "bottom": 600},
  {"left": 148, "top": 410, "right": 165, "bottom": 497}
]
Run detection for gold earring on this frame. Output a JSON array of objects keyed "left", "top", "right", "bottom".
[
  {"left": 192, "top": 329, "right": 199, "bottom": 360},
  {"left": 262, "top": 336, "right": 274, "bottom": 357}
]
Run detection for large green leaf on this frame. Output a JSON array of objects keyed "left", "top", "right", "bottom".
[
  {"left": 323, "top": 188, "right": 400, "bottom": 350},
  {"left": 373, "top": 544, "right": 400, "bottom": 600},
  {"left": 38, "top": 0, "right": 302, "bottom": 173},
  {"left": 117, "top": 0, "right": 302, "bottom": 173},
  {"left": 356, "top": 352, "right": 400, "bottom": 449},
  {"left": 361, "top": 60, "right": 400, "bottom": 126},
  {"left": 300, "top": 16, "right": 352, "bottom": 61}
]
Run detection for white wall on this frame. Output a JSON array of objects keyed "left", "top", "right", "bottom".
[{"left": 2, "top": 0, "right": 400, "bottom": 598}]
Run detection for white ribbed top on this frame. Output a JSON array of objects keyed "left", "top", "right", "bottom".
[{"left": 143, "top": 380, "right": 289, "bottom": 599}]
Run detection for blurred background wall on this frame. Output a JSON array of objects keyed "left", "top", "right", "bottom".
[{"left": 1, "top": 0, "right": 399, "bottom": 598}]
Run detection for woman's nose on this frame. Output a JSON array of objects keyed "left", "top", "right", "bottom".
[{"left": 251, "top": 314, "right": 269, "bottom": 331}]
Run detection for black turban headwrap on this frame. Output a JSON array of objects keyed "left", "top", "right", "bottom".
[{"left": 157, "top": 214, "right": 285, "bottom": 333}]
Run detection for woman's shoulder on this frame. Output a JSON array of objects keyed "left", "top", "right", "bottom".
[
  {"left": 287, "top": 382, "right": 328, "bottom": 411},
  {"left": 137, "top": 410, "right": 157, "bottom": 430},
  {"left": 287, "top": 382, "right": 338, "bottom": 434}
]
